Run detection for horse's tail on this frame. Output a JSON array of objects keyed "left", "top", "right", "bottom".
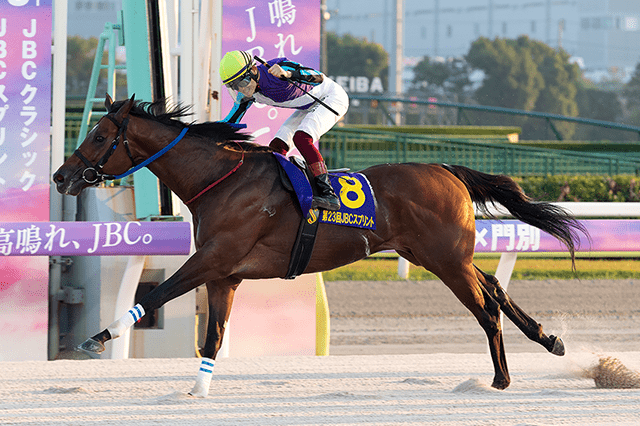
[{"left": 441, "top": 163, "right": 588, "bottom": 269}]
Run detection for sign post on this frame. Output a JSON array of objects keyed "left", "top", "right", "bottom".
[
  {"left": 219, "top": 1, "right": 323, "bottom": 356},
  {"left": 0, "top": 0, "right": 52, "bottom": 361}
]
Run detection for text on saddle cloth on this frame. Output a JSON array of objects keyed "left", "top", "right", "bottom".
[{"left": 273, "top": 153, "right": 376, "bottom": 230}]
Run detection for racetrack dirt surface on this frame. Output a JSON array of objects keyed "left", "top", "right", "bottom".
[
  {"left": 1, "top": 279, "right": 639, "bottom": 425},
  {"left": 325, "top": 279, "right": 640, "bottom": 355}
]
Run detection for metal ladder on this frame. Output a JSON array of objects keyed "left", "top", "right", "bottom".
[{"left": 76, "top": 13, "right": 126, "bottom": 148}]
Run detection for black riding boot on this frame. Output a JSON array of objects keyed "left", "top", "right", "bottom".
[{"left": 312, "top": 173, "right": 340, "bottom": 211}]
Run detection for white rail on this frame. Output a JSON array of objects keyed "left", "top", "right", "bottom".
[{"left": 397, "top": 202, "right": 640, "bottom": 279}]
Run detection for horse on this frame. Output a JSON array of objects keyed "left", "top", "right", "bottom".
[{"left": 53, "top": 94, "right": 587, "bottom": 397}]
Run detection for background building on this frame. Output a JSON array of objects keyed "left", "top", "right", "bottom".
[
  {"left": 325, "top": 0, "right": 640, "bottom": 83},
  {"left": 67, "top": 0, "right": 122, "bottom": 38}
]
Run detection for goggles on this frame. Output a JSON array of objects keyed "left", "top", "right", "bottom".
[{"left": 226, "top": 72, "right": 253, "bottom": 90}]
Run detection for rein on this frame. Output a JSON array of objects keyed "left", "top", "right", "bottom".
[
  {"left": 185, "top": 141, "right": 245, "bottom": 205},
  {"left": 110, "top": 126, "right": 189, "bottom": 180},
  {"left": 74, "top": 115, "right": 188, "bottom": 184}
]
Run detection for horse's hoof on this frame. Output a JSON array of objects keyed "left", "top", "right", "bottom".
[
  {"left": 188, "top": 389, "right": 208, "bottom": 398},
  {"left": 549, "top": 335, "right": 565, "bottom": 356},
  {"left": 491, "top": 378, "right": 510, "bottom": 390},
  {"left": 76, "top": 338, "right": 106, "bottom": 355}
]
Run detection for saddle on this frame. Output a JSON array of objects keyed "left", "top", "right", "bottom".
[
  {"left": 274, "top": 153, "right": 375, "bottom": 278},
  {"left": 274, "top": 153, "right": 341, "bottom": 279}
]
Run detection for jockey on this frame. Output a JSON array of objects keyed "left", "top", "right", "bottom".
[{"left": 219, "top": 50, "right": 349, "bottom": 211}]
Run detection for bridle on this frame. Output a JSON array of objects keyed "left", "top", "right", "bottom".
[
  {"left": 73, "top": 114, "right": 138, "bottom": 184},
  {"left": 71, "top": 110, "right": 240, "bottom": 205}
]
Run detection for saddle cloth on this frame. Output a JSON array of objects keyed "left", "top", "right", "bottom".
[{"left": 273, "top": 152, "right": 376, "bottom": 230}]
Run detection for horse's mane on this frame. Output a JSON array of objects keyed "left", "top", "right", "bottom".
[{"left": 109, "top": 98, "right": 268, "bottom": 151}]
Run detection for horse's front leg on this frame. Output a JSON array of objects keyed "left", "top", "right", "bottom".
[
  {"left": 77, "top": 249, "right": 218, "bottom": 355},
  {"left": 190, "top": 277, "right": 241, "bottom": 397}
]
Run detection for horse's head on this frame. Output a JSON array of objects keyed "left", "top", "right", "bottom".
[{"left": 53, "top": 94, "right": 139, "bottom": 196}]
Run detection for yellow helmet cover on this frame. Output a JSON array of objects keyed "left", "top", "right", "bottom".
[{"left": 220, "top": 50, "right": 253, "bottom": 85}]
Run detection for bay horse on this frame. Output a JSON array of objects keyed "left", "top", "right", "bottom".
[{"left": 53, "top": 95, "right": 586, "bottom": 397}]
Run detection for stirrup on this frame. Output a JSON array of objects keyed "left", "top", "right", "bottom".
[
  {"left": 76, "top": 338, "right": 106, "bottom": 355},
  {"left": 312, "top": 195, "right": 340, "bottom": 211}
]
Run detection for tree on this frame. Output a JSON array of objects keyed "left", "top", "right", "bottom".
[
  {"left": 326, "top": 32, "right": 388, "bottom": 90},
  {"left": 66, "top": 36, "right": 101, "bottom": 98},
  {"left": 466, "top": 36, "right": 544, "bottom": 111},
  {"left": 622, "top": 62, "right": 640, "bottom": 111},
  {"left": 411, "top": 56, "right": 472, "bottom": 100},
  {"left": 466, "top": 36, "right": 580, "bottom": 139},
  {"left": 622, "top": 62, "right": 640, "bottom": 131},
  {"left": 520, "top": 37, "right": 580, "bottom": 138},
  {"left": 574, "top": 84, "right": 624, "bottom": 140}
]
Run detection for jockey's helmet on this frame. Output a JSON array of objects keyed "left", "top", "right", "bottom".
[{"left": 220, "top": 50, "right": 254, "bottom": 88}]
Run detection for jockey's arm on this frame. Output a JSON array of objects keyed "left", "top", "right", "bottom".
[
  {"left": 222, "top": 94, "right": 254, "bottom": 123},
  {"left": 275, "top": 60, "right": 324, "bottom": 85}
]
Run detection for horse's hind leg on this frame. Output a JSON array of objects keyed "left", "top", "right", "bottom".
[
  {"left": 433, "top": 264, "right": 511, "bottom": 389},
  {"left": 190, "top": 277, "right": 241, "bottom": 397},
  {"left": 474, "top": 265, "right": 564, "bottom": 356}
]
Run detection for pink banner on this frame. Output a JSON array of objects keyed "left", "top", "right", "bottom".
[
  {"left": 0, "top": 0, "right": 52, "bottom": 361},
  {"left": 0, "top": 222, "right": 191, "bottom": 256},
  {"left": 221, "top": 0, "right": 321, "bottom": 149},
  {"left": 221, "top": 2, "right": 320, "bottom": 357},
  {"left": 475, "top": 219, "right": 640, "bottom": 252},
  {"left": 229, "top": 276, "right": 316, "bottom": 357}
]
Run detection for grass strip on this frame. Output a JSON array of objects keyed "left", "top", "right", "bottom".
[{"left": 322, "top": 257, "right": 640, "bottom": 281}]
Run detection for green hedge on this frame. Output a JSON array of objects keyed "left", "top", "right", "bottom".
[{"left": 515, "top": 174, "right": 640, "bottom": 202}]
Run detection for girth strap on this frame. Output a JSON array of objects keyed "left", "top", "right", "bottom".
[
  {"left": 278, "top": 155, "right": 322, "bottom": 279},
  {"left": 285, "top": 208, "right": 321, "bottom": 279}
]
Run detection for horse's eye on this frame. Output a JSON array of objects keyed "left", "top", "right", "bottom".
[{"left": 95, "top": 135, "right": 105, "bottom": 143}]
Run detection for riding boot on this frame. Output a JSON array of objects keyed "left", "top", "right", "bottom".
[
  {"left": 292, "top": 131, "right": 340, "bottom": 211},
  {"left": 312, "top": 173, "right": 340, "bottom": 211}
]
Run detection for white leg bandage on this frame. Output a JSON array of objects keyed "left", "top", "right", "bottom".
[
  {"left": 190, "top": 358, "right": 215, "bottom": 397},
  {"left": 107, "top": 304, "right": 145, "bottom": 339}
]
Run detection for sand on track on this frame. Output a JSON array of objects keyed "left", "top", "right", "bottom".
[
  {"left": 1, "top": 279, "right": 639, "bottom": 425},
  {"left": 325, "top": 279, "right": 640, "bottom": 355},
  {"left": 1, "top": 352, "right": 639, "bottom": 425}
]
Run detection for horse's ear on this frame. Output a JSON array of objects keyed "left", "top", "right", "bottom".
[
  {"left": 105, "top": 93, "right": 113, "bottom": 111},
  {"left": 116, "top": 94, "right": 136, "bottom": 120}
]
